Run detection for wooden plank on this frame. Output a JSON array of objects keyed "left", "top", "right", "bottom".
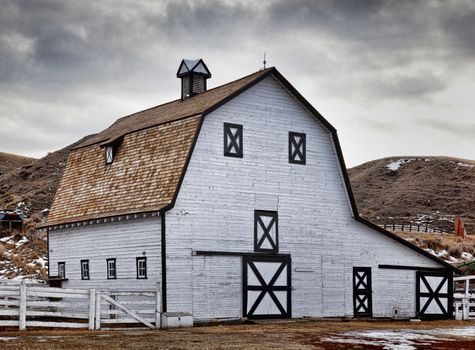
[
  {"left": 25, "top": 321, "right": 88, "bottom": 329},
  {"left": 95, "top": 292, "right": 101, "bottom": 330},
  {"left": 89, "top": 289, "right": 95, "bottom": 331},
  {"left": 108, "top": 291, "right": 156, "bottom": 296},
  {"left": 100, "top": 318, "right": 156, "bottom": 324},
  {"left": 27, "top": 301, "right": 89, "bottom": 309},
  {"left": 19, "top": 282, "right": 26, "bottom": 330},
  {"left": 100, "top": 294, "right": 155, "bottom": 329},
  {"left": 27, "top": 291, "right": 89, "bottom": 298},
  {"left": 110, "top": 300, "right": 156, "bottom": 305},
  {"left": 27, "top": 311, "right": 89, "bottom": 318},
  {"left": 0, "top": 309, "right": 20, "bottom": 316},
  {"left": 0, "top": 290, "right": 20, "bottom": 297},
  {"left": 0, "top": 320, "right": 20, "bottom": 326},
  {"left": 28, "top": 286, "right": 89, "bottom": 294},
  {"left": 0, "top": 300, "right": 20, "bottom": 306}
]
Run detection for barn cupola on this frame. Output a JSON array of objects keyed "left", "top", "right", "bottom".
[{"left": 177, "top": 59, "right": 211, "bottom": 100}]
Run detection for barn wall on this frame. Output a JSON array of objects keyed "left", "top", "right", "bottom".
[
  {"left": 166, "top": 75, "right": 444, "bottom": 320},
  {"left": 48, "top": 216, "right": 161, "bottom": 290}
]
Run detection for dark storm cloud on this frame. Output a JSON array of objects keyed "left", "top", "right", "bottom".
[{"left": 0, "top": 0, "right": 473, "bottom": 162}]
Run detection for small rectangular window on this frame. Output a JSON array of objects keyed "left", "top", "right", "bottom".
[
  {"left": 58, "top": 262, "right": 66, "bottom": 278},
  {"left": 105, "top": 145, "right": 115, "bottom": 164},
  {"left": 81, "top": 260, "right": 90, "bottom": 280},
  {"left": 107, "top": 258, "right": 117, "bottom": 279},
  {"left": 136, "top": 257, "right": 147, "bottom": 279},
  {"left": 137, "top": 257, "right": 147, "bottom": 279},
  {"left": 224, "top": 123, "right": 243, "bottom": 158},
  {"left": 254, "top": 211, "right": 278, "bottom": 253},
  {"left": 289, "top": 132, "right": 306, "bottom": 164}
]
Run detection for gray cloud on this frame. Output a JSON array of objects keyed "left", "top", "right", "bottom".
[{"left": 0, "top": 0, "right": 473, "bottom": 165}]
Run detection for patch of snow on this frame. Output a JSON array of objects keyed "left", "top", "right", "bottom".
[
  {"left": 457, "top": 162, "right": 474, "bottom": 168},
  {"left": 436, "top": 249, "right": 447, "bottom": 258},
  {"left": 0, "top": 337, "right": 17, "bottom": 341},
  {"left": 16, "top": 236, "right": 29, "bottom": 247},
  {"left": 323, "top": 329, "right": 449, "bottom": 350},
  {"left": 386, "top": 159, "right": 414, "bottom": 171},
  {"left": 323, "top": 327, "right": 475, "bottom": 350},
  {"left": 34, "top": 257, "right": 47, "bottom": 268},
  {"left": 461, "top": 252, "right": 473, "bottom": 260}
]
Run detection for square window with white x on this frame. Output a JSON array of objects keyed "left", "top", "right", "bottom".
[
  {"left": 254, "top": 211, "right": 278, "bottom": 253},
  {"left": 224, "top": 123, "right": 243, "bottom": 158},
  {"left": 289, "top": 132, "right": 306, "bottom": 164}
]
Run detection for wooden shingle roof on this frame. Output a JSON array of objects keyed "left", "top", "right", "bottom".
[{"left": 45, "top": 68, "right": 272, "bottom": 227}]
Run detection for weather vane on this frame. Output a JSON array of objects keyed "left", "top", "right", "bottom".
[{"left": 263, "top": 52, "right": 266, "bottom": 69}]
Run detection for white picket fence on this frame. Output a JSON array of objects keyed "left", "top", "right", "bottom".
[{"left": 0, "top": 279, "right": 161, "bottom": 330}]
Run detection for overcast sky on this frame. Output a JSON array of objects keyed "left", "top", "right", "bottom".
[{"left": 0, "top": 0, "right": 474, "bottom": 166}]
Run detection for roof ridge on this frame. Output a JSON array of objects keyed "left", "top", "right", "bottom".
[
  {"left": 74, "top": 67, "right": 274, "bottom": 150},
  {"left": 109, "top": 68, "right": 272, "bottom": 125}
]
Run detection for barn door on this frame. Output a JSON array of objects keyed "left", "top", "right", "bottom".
[
  {"left": 243, "top": 256, "right": 291, "bottom": 319},
  {"left": 353, "top": 267, "right": 373, "bottom": 317},
  {"left": 416, "top": 271, "right": 453, "bottom": 320}
]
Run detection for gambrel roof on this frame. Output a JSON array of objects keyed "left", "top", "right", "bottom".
[
  {"left": 43, "top": 67, "right": 458, "bottom": 272},
  {"left": 46, "top": 68, "right": 273, "bottom": 226}
]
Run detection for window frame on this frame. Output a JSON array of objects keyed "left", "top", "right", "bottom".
[
  {"left": 58, "top": 262, "right": 66, "bottom": 279},
  {"left": 289, "top": 132, "right": 306, "bottom": 165},
  {"left": 105, "top": 145, "right": 115, "bottom": 165},
  {"left": 80, "top": 259, "right": 90, "bottom": 280},
  {"left": 106, "top": 258, "right": 117, "bottom": 280},
  {"left": 136, "top": 257, "right": 147, "bottom": 279},
  {"left": 223, "top": 123, "right": 243, "bottom": 158},
  {"left": 254, "top": 210, "right": 279, "bottom": 253}
]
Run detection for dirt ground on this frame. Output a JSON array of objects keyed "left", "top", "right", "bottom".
[{"left": 1, "top": 319, "right": 475, "bottom": 349}]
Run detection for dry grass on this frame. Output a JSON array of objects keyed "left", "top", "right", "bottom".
[{"left": 395, "top": 231, "right": 475, "bottom": 256}]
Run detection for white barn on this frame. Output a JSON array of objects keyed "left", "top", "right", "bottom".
[{"left": 42, "top": 60, "right": 458, "bottom": 322}]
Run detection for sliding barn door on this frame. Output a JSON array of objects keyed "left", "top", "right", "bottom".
[
  {"left": 416, "top": 271, "right": 453, "bottom": 320},
  {"left": 243, "top": 256, "right": 291, "bottom": 319}
]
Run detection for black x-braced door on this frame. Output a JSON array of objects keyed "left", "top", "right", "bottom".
[
  {"left": 243, "top": 256, "right": 291, "bottom": 319},
  {"left": 416, "top": 271, "right": 453, "bottom": 320},
  {"left": 353, "top": 267, "right": 373, "bottom": 317}
]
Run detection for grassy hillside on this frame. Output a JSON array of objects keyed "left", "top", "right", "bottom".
[
  {"left": 348, "top": 156, "right": 474, "bottom": 234},
  {"left": 0, "top": 152, "right": 35, "bottom": 177},
  {"left": 0, "top": 136, "right": 94, "bottom": 213}
]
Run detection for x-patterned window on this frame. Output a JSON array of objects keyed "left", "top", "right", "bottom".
[
  {"left": 254, "top": 211, "right": 278, "bottom": 253},
  {"left": 289, "top": 132, "right": 306, "bottom": 164},
  {"left": 224, "top": 123, "right": 243, "bottom": 158}
]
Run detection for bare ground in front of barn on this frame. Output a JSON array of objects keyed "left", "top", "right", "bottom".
[{"left": 1, "top": 319, "right": 475, "bottom": 349}]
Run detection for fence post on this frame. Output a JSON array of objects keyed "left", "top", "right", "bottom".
[
  {"left": 19, "top": 280, "right": 27, "bottom": 331},
  {"left": 89, "top": 289, "right": 96, "bottom": 331},
  {"left": 95, "top": 292, "right": 101, "bottom": 330},
  {"left": 156, "top": 282, "right": 162, "bottom": 329}
]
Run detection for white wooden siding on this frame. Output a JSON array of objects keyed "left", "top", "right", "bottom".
[
  {"left": 166, "top": 76, "right": 442, "bottom": 320},
  {"left": 48, "top": 217, "right": 161, "bottom": 290}
]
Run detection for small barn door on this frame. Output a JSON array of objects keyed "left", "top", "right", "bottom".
[
  {"left": 353, "top": 267, "right": 373, "bottom": 317},
  {"left": 243, "top": 256, "right": 291, "bottom": 319},
  {"left": 416, "top": 271, "right": 453, "bottom": 320}
]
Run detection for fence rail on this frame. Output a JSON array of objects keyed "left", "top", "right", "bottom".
[
  {"left": 0, "top": 279, "right": 161, "bottom": 330},
  {"left": 380, "top": 223, "right": 447, "bottom": 234}
]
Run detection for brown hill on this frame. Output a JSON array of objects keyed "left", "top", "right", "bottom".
[
  {"left": 348, "top": 156, "right": 475, "bottom": 234},
  {"left": 0, "top": 136, "right": 94, "bottom": 213},
  {"left": 0, "top": 152, "right": 35, "bottom": 177}
]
